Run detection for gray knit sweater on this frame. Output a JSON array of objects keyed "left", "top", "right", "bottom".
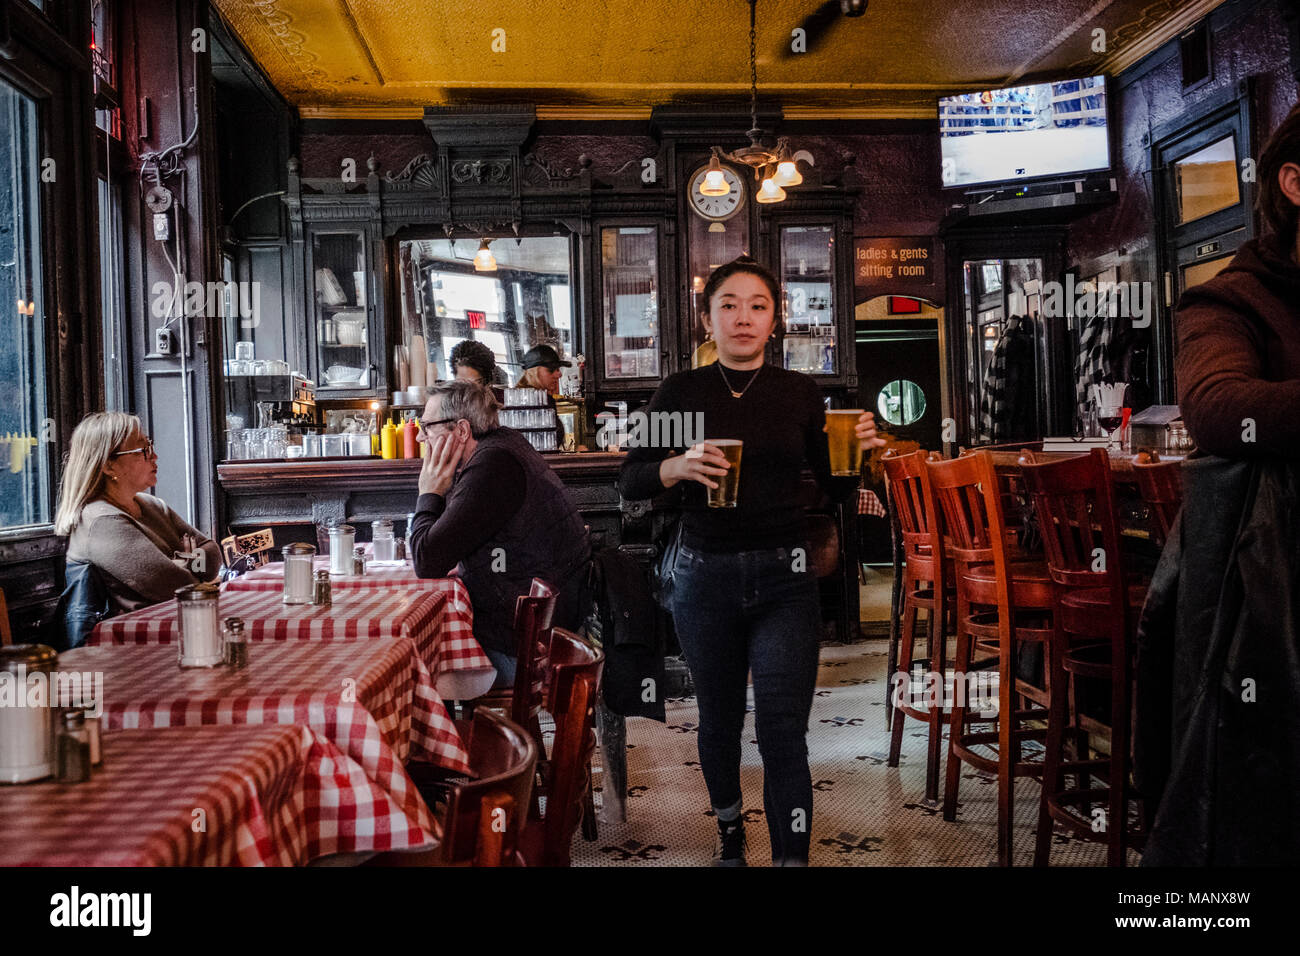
[{"left": 66, "top": 494, "right": 221, "bottom": 614}]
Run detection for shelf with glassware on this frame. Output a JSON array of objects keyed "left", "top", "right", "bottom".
[{"left": 304, "top": 227, "right": 385, "bottom": 398}]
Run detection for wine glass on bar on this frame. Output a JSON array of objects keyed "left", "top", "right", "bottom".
[{"left": 1092, "top": 383, "right": 1128, "bottom": 452}]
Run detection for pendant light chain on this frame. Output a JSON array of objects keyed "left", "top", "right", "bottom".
[{"left": 749, "top": 0, "right": 758, "bottom": 135}]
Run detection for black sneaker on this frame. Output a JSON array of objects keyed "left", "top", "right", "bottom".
[{"left": 713, "top": 818, "right": 747, "bottom": 867}]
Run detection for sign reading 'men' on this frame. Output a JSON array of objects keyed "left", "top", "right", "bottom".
[{"left": 854, "top": 237, "right": 934, "bottom": 299}]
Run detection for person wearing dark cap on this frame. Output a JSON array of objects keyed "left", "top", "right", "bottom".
[{"left": 514, "top": 344, "right": 571, "bottom": 450}]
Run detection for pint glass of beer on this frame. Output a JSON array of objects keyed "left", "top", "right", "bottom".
[
  {"left": 825, "top": 409, "right": 864, "bottom": 477},
  {"left": 706, "top": 440, "right": 743, "bottom": 508}
]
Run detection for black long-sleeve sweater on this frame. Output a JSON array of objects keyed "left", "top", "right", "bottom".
[{"left": 618, "top": 362, "right": 858, "bottom": 552}]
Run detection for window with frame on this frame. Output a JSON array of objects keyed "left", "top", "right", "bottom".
[{"left": 0, "top": 80, "right": 52, "bottom": 529}]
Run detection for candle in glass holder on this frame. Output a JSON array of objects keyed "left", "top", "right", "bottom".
[
  {"left": 328, "top": 524, "right": 355, "bottom": 576},
  {"left": 282, "top": 542, "right": 316, "bottom": 604},
  {"left": 176, "top": 583, "right": 223, "bottom": 668}
]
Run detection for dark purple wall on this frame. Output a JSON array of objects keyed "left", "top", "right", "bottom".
[{"left": 1067, "top": 0, "right": 1298, "bottom": 274}]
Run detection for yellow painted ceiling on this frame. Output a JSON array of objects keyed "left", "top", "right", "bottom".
[{"left": 212, "top": 0, "right": 1224, "bottom": 118}]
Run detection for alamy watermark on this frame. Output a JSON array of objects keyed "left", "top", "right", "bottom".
[
  {"left": 890, "top": 667, "right": 999, "bottom": 717},
  {"left": 0, "top": 665, "right": 103, "bottom": 717},
  {"left": 150, "top": 279, "right": 261, "bottom": 329},
  {"left": 595, "top": 410, "right": 706, "bottom": 450},
  {"left": 1039, "top": 275, "right": 1152, "bottom": 328}
]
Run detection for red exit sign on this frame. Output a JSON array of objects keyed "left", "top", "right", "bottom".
[{"left": 466, "top": 310, "right": 486, "bottom": 329}]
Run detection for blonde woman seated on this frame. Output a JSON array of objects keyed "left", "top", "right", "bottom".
[{"left": 55, "top": 412, "right": 221, "bottom": 615}]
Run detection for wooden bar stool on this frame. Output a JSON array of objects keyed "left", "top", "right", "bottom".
[
  {"left": 882, "top": 449, "right": 952, "bottom": 802},
  {"left": 1022, "top": 449, "right": 1146, "bottom": 866},
  {"left": 926, "top": 451, "right": 1055, "bottom": 866}
]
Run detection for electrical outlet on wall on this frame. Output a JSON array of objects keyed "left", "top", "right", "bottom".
[{"left": 154, "top": 327, "right": 173, "bottom": 355}]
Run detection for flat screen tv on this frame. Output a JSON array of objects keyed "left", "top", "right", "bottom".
[{"left": 939, "top": 75, "right": 1110, "bottom": 190}]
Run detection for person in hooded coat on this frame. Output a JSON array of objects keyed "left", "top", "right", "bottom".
[{"left": 1137, "top": 104, "right": 1300, "bottom": 865}]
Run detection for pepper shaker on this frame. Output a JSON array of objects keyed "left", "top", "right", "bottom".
[
  {"left": 223, "top": 617, "right": 248, "bottom": 668},
  {"left": 353, "top": 546, "right": 367, "bottom": 576},
  {"left": 57, "top": 710, "right": 91, "bottom": 783},
  {"left": 313, "top": 569, "right": 332, "bottom": 607}
]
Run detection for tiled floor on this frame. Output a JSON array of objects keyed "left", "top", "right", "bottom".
[{"left": 573, "top": 639, "right": 1132, "bottom": 867}]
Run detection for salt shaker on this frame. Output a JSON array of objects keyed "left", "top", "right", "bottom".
[{"left": 313, "top": 569, "right": 332, "bottom": 607}]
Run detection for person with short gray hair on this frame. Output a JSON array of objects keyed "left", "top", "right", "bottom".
[
  {"left": 410, "top": 381, "right": 590, "bottom": 686},
  {"left": 425, "top": 379, "right": 499, "bottom": 437}
]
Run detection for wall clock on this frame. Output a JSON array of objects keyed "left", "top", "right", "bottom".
[{"left": 688, "top": 165, "right": 745, "bottom": 221}]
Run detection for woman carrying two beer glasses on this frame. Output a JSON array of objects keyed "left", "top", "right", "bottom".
[{"left": 619, "top": 256, "right": 885, "bottom": 866}]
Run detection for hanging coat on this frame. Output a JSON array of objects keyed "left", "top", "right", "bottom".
[{"left": 1135, "top": 454, "right": 1300, "bottom": 865}]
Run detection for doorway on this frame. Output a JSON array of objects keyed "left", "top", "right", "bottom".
[
  {"left": 1152, "top": 85, "right": 1257, "bottom": 402},
  {"left": 855, "top": 295, "right": 943, "bottom": 565}
]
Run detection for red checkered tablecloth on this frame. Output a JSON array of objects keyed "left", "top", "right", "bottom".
[
  {"left": 858, "top": 487, "right": 887, "bottom": 517},
  {"left": 228, "top": 556, "right": 440, "bottom": 590},
  {"left": 61, "top": 638, "right": 469, "bottom": 783},
  {"left": 90, "top": 585, "right": 495, "bottom": 700},
  {"left": 0, "top": 724, "right": 436, "bottom": 865}
]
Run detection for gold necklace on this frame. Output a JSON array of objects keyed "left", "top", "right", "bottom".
[{"left": 716, "top": 362, "right": 762, "bottom": 399}]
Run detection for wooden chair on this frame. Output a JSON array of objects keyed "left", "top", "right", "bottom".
[
  {"left": 1021, "top": 449, "right": 1146, "bottom": 866},
  {"left": 1132, "top": 458, "right": 1184, "bottom": 548},
  {"left": 463, "top": 578, "right": 557, "bottom": 749},
  {"left": 0, "top": 587, "right": 11, "bottom": 646},
  {"left": 370, "top": 709, "right": 538, "bottom": 867},
  {"left": 881, "top": 449, "right": 951, "bottom": 802},
  {"left": 520, "top": 627, "right": 605, "bottom": 866},
  {"left": 926, "top": 451, "right": 1056, "bottom": 866}
]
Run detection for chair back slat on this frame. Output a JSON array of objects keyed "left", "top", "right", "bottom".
[
  {"left": 882, "top": 450, "right": 937, "bottom": 552},
  {"left": 441, "top": 710, "right": 538, "bottom": 866},
  {"left": 925, "top": 455, "right": 994, "bottom": 563},
  {"left": 1020, "top": 449, "right": 1128, "bottom": 600},
  {"left": 510, "top": 579, "right": 557, "bottom": 732},
  {"left": 1133, "top": 459, "right": 1184, "bottom": 546},
  {"left": 535, "top": 627, "right": 605, "bottom": 866}
]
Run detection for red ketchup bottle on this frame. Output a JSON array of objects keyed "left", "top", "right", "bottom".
[{"left": 401, "top": 418, "right": 418, "bottom": 459}]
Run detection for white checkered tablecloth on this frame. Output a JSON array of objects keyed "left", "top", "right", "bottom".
[
  {"left": 0, "top": 724, "right": 436, "bottom": 865},
  {"left": 90, "top": 585, "right": 495, "bottom": 700}
]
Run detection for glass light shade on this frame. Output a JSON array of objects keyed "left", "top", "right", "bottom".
[
  {"left": 756, "top": 177, "right": 787, "bottom": 204},
  {"left": 473, "top": 241, "right": 497, "bottom": 272},
  {"left": 772, "top": 159, "right": 802, "bottom": 187},
  {"left": 700, "top": 168, "right": 730, "bottom": 197}
]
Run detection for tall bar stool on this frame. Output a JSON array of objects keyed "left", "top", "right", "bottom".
[
  {"left": 882, "top": 449, "right": 952, "bottom": 802},
  {"left": 926, "top": 451, "right": 1055, "bottom": 866},
  {"left": 1132, "top": 458, "right": 1184, "bottom": 548},
  {"left": 1021, "top": 449, "right": 1146, "bottom": 866}
]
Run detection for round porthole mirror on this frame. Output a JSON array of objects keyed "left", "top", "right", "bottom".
[{"left": 877, "top": 379, "right": 926, "bottom": 427}]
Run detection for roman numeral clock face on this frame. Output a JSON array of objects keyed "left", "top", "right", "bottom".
[{"left": 689, "top": 165, "right": 745, "bottom": 221}]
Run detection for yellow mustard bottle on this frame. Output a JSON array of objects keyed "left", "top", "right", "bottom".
[{"left": 380, "top": 419, "right": 398, "bottom": 459}]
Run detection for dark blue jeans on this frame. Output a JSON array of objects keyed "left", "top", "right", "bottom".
[{"left": 670, "top": 541, "right": 822, "bottom": 864}]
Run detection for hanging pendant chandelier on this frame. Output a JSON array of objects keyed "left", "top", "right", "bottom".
[{"left": 703, "top": 0, "right": 801, "bottom": 204}]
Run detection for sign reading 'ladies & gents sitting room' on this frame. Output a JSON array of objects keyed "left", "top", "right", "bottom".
[{"left": 854, "top": 237, "right": 935, "bottom": 301}]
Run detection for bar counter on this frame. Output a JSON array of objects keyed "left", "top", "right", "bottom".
[{"left": 217, "top": 451, "right": 632, "bottom": 548}]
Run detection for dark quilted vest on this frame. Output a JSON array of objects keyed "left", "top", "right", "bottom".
[{"left": 458, "top": 427, "right": 591, "bottom": 654}]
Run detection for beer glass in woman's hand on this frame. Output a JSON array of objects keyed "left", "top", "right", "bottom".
[{"left": 660, "top": 442, "right": 734, "bottom": 495}]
